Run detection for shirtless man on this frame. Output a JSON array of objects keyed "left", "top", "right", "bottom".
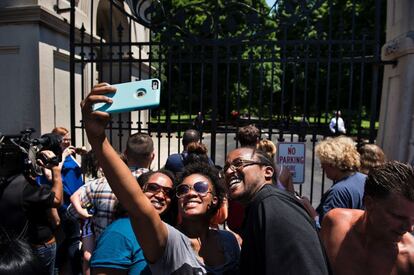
[{"left": 320, "top": 161, "right": 414, "bottom": 275}]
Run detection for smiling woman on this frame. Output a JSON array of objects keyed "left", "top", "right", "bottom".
[
  {"left": 99, "top": 163, "right": 239, "bottom": 274},
  {"left": 90, "top": 169, "right": 176, "bottom": 275},
  {"left": 175, "top": 181, "right": 211, "bottom": 198},
  {"left": 150, "top": 163, "right": 239, "bottom": 274},
  {"left": 176, "top": 163, "right": 226, "bottom": 219},
  {"left": 81, "top": 83, "right": 240, "bottom": 275}
]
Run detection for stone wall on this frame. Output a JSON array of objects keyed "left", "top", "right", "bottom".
[
  {"left": 0, "top": 0, "right": 149, "bottom": 146},
  {"left": 377, "top": 0, "right": 414, "bottom": 163}
]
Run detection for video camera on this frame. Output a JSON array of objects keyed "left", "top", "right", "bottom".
[{"left": 0, "top": 128, "right": 63, "bottom": 178}]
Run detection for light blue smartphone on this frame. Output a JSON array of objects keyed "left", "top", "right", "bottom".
[{"left": 93, "top": 79, "right": 161, "bottom": 113}]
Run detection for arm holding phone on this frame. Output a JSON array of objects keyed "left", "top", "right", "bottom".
[
  {"left": 81, "top": 83, "right": 167, "bottom": 263},
  {"left": 92, "top": 79, "right": 160, "bottom": 113}
]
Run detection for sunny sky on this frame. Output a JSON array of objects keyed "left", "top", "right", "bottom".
[{"left": 265, "top": 0, "right": 276, "bottom": 8}]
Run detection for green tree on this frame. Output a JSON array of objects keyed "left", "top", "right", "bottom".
[
  {"left": 148, "top": 0, "right": 384, "bottom": 137},
  {"left": 151, "top": 0, "right": 281, "bottom": 123},
  {"left": 271, "top": 0, "right": 385, "bottom": 133}
]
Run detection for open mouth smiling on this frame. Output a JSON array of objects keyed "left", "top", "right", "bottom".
[
  {"left": 151, "top": 200, "right": 165, "bottom": 209},
  {"left": 183, "top": 199, "right": 202, "bottom": 207},
  {"left": 228, "top": 177, "right": 242, "bottom": 189}
]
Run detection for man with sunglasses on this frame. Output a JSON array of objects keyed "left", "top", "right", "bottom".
[
  {"left": 227, "top": 124, "right": 261, "bottom": 235},
  {"left": 224, "top": 147, "right": 331, "bottom": 275}
]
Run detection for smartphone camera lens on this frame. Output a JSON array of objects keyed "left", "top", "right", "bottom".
[{"left": 135, "top": 89, "right": 146, "bottom": 98}]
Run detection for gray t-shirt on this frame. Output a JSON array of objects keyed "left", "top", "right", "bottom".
[{"left": 150, "top": 223, "right": 240, "bottom": 274}]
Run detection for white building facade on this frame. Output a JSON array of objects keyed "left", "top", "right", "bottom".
[{"left": 0, "top": 0, "right": 150, "bottom": 146}]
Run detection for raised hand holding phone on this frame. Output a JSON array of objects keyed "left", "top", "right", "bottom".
[{"left": 93, "top": 79, "right": 161, "bottom": 113}]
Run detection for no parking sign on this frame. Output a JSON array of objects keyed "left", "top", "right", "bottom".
[{"left": 276, "top": 142, "right": 306, "bottom": 184}]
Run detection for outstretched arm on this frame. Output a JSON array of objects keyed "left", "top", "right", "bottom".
[{"left": 81, "top": 83, "right": 168, "bottom": 263}]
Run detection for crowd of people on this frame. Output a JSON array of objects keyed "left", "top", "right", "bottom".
[{"left": 1, "top": 82, "right": 414, "bottom": 274}]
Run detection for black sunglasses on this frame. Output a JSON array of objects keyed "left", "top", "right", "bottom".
[
  {"left": 223, "top": 159, "right": 263, "bottom": 172},
  {"left": 176, "top": 181, "right": 210, "bottom": 198},
  {"left": 143, "top": 182, "right": 174, "bottom": 198}
]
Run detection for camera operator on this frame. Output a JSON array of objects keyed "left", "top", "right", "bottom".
[
  {"left": 0, "top": 148, "right": 63, "bottom": 275},
  {"left": 36, "top": 127, "right": 84, "bottom": 275}
]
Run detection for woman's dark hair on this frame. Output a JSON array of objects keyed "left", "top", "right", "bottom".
[
  {"left": 183, "top": 142, "right": 210, "bottom": 166},
  {"left": 114, "top": 169, "right": 178, "bottom": 226},
  {"left": 0, "top": 232, "right": 47, "bottom": 275},
  {"left": 177, "top": 162, "right": 226, "bottom": 217},
  {"left": 81, "top": 150, "right": 100, "bottom": 178},
  {"left": 82, "top": 151, "right": 126, "bottom": 179},
  {"left": 137, "top": 169, "right": 175, "bottom": 188}
]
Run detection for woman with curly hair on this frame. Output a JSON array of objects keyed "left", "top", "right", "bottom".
[
  {"left": 315, "top": 136, "right": 367, "bottom": 226},
  {"left": 81, "top": 83, "right": 240, "bottom": 274}
]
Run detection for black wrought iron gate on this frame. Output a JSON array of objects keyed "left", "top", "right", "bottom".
[{"left": 70, "top": 0, "right": 385, "bottom": 204}]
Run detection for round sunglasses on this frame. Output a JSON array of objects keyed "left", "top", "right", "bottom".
[
  {"left": 175, "top": 181, "right": 211, "bottom": 198},
  {"left": 143, "top": 182, "right": 174, "bottom": 198}
]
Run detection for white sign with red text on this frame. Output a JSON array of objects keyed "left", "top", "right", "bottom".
[{"left": 277, "top": 142, "right": 306, "bottom": 184}]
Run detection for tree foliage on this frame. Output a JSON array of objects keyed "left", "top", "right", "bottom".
[
  {"left": 151, "top": 0, "right": 280, "bottom": 121},
  {"left": 149, "top": 0, "right": 384, "bottom": 135},
  {"left": 270, "top": 0, "right": 385, "bottom": 131}
]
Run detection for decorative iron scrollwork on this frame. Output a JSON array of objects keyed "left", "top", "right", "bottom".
[
  {"left": 125, "top": 0, "right": 275, "bottom": 41},
  {"left": 123, "top": 0, "right": 338, "bottom": 42},
  {"left": 273, "top": 0, "right": 325, "bottom": 27}
]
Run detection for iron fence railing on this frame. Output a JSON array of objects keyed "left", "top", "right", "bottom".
[{"left": 70, "top": 0, "right": 384, "bottom": 205}]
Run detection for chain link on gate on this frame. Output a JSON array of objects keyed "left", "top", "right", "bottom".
[{"left": 70, "top": 0, "right": 384, "bottom": 205}]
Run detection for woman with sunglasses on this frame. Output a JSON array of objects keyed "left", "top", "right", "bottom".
[
  {"left": 90, "top": 169, "right": 177, "bottom": 274},
  {"left": 81, "top": 83, "right": 240, "bottom": 274}
]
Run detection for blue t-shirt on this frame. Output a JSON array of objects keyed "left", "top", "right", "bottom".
[
  {"left": 316, "top": 172, "right": 367, "bottom": 223},
  {"left": 36, "top": 155, "right": 83, "bottom": 209},
  {"left": 164, "top": 153, "right": 186, "bottom": 174},
  {"left": 91, "top": 217, "right": 151, "bottom": 275},
  {"left": 61, "top": 155, "right": 83, "bottom": 208}
]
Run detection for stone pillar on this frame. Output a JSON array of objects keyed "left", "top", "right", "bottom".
[
  {"left": 377, "top": 0, "right": 414, "bottom": 163},
  {"left": 0, "top": 1, "right": 87, "bottom": 137}
]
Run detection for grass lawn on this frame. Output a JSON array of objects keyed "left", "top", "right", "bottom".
[{"left": 150, "top": 113, "right": 379, "bottom": 133}]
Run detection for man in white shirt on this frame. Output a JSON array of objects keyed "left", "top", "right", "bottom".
[{"left": 329, "top": 110, "right": 346, "bottom": 134}]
